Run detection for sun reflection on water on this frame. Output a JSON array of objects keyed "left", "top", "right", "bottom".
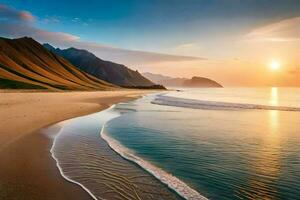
[
  {"left": 269, "top": 110, "right": 279, "bottom": 134},
  {"left": 239, "top": 88, "right": 282, "bottom": 199},
  {"left": 269, "top": 87, "right": 280, "bottom": 134},
  {"left": 270, "top": 87, "right": 278, "bottom": 106}
]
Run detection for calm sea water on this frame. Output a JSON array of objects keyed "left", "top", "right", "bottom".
[{"left": 104, "top": 88, "right": 300, "bottom": 200}]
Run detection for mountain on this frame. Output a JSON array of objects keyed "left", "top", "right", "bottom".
[
  {"left": 44, "top": 44, "right": 154, "bottom": 87},
  {"left": 0, "top": 37, "right": 116, "bottom": 90},
  {"left": 159, "top": 78, "right": 188, "bottom": 87},
  {"left": 183, "top": 76, "right": 222, "bottom": 87},
  {"left": 143, "top": 72, "right": 222, "bottom": 88},
  {"left": 142, "top": 72, "right": 187, "bottom": 86},
  {"left": 141, "top": 72, "right": 173, "bottom": 83}
]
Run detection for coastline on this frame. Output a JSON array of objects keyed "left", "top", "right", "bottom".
[
  {"left": 49, "top": 104, "right": 182, "bottom": 200},
  {"left": 0, "top": 90, "right": 151, "bottom": 199},
  {"left": 0, "top": 90, "right": 150, "bottom": 151},
  {"left": 0, "top": 126, "right": 94, "bottom": 200}
]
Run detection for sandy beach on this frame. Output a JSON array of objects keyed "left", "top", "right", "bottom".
[
  {"left": 0, "top": 90, "right": 151, "bottom": 200},
  {"left": 0, "top": 90, "right": 149, "bottom": 150}
]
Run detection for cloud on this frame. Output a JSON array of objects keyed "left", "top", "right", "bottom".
[
  {"left": 244, "top": 16, "right": 300, "bottom": 42},
  {"left": 171, "top": 42, "right": 203, "bottom": 56},
  {"left": 288, "top": 66, "right": 300, "bottom": 74},
  {"left": 73, "top": 41, "right": 202, "bottom": 65},
  {"left": 0, "top": 23, "right": 80, "bottom": 43},
  {"left": 42, "top": 16, "right": 60, "bottom": 23},
  {"left": 0, "top": 4, "right": 34, "bottom": 22},
  {"left": 175, "top": 43, "right": 197, "bottom": 50},
  {"left": 0, "top": 3, "right": 203, "bottom": 67}
]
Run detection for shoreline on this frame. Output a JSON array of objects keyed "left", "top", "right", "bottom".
[
  {"left": 49, "top": 122, "right": 99, "bottom": 200},
  {"left": 0, "top": 90, "right": 150, "bottom": 151},
  {"left": 0, "top": 126, "right": 94, "bottom": 200},
  {"left": 99, "top": 96, "right": 207, "bottom": 200},
  {"left": 101, "top": 125, "right": 207, "bottom": 200},
  {"left": 48, "top": 102, "right": 182, "bottom": 200},
  {"left": 0, "top": 90, "right": 151, "bottom": 199}
]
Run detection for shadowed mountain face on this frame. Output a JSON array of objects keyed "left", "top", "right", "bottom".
[
  {"left": 143, "top": 72, "right": 222, "bottom": 88},
  {"left": 44, "top": 44, "right": 154, "bottom": 87},
  {"left": 0, "top": 37, "right": 116, "bottom": 90}
]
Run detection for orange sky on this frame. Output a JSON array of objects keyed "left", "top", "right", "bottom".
[{"left": 134, "top": 17, "right": 300, "bottom": 86}]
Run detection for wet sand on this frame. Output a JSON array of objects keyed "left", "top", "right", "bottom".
[
  {"left": 0, "top": 129, "right": 93, "bottom": 200},
  {"left": 0, "top": 90, "right": 151, "bottom": 200},
  {"left": 0, "top": 90, "right": 149, "bottom": 151},
  {"left": 49, "top": 111, "right": 181, "bottom": 200}
]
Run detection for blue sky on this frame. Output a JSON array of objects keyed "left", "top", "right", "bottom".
[
  {"left": 1, "top": 0, "right": 300, "bottom": 85},
  {"left": 3, "top": 0, "right": 300, "bottom": 53}
]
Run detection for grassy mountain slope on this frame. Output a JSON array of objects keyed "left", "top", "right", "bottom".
[{"left": 0, "top": 37, "right": 116, "bottom": 90}]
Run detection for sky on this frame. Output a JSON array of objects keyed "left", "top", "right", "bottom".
[{"left": 1, "top": 0, "right": 300, "bottom": 86}]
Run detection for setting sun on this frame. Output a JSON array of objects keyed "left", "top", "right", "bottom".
[{"left": 270, "top": 61, "right": 281, "bottom": 70}]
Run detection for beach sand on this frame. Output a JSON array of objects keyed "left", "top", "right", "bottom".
[
  {"left": 0, "top": 90, "right": 157, "bottom": 200},
  {"left": 0, "top": 90, "right": 150, "bottom": 151}
]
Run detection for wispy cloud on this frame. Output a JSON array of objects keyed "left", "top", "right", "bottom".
[
  {"left": 42, "top": 16, "right": 60, "bottom": 23},
  {"left": 0, "top": 4, "right": 34, "bottom": 22},
  {"left": 171, "top": 42, "right": 203, "bottom": 56},
  {"left": 0, "top": 23, "right": 80, "bottom": 43},
  {"left": 74, "top": 41, "right": 201, "bottom": 65},
  {"left": 244, "top": 16, "right": 300, "bottom": 42}
]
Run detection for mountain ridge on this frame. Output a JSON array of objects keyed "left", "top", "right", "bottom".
[
  {"left": 0, "top": 37, "right": 116, "bottom": 90},
  {"left": 142, "top": 72, "right": 222, "bottom": 88},
  {"left": 44, "top": 44, "right": 154, "bottom": 87},
  {"left": 183, "top": 76, "right": 222, "bottom": 87}
]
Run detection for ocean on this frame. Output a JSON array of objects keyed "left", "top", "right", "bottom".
[{"left": 51, "top": 88, "right": 300, "bottom": 200}]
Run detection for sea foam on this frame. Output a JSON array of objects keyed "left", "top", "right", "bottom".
[
  {"left": 152, "top": 95, "right": 300, "bottom": 111},
  {"left": 50, "top": 103, "right": 207, "bottom": 200},
  {"left": 101, "top": 124, "right": 209, "bottom": 200}
]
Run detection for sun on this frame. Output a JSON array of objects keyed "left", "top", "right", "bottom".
[{"left": 270, "top": 61, "right": 281, "bottom": 70}]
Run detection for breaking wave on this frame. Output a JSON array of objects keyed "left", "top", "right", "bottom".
[
  {"left": 101, "top": 125, "right": 208, "bottom": 200},
  {"left": 152, "top": 95, "right": 300, "bottom": 111}
]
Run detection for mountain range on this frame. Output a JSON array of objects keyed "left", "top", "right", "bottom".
[
  {"left": 43, "top": 44, "right": 154, "bottom": 87},
  {"left": 142, "top": 72, "right": 222, "bottom": 87},
  {"left": 0, "top": 37, "right": 115, "bottom": 90},
  {"left": 0, "top": 36, "right": 221, "bottom": 91}
]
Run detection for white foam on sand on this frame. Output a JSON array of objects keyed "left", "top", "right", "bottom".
[
  {"left": 49, "top": 105, "right": 119, "bottom": 200},
  {"left": 50, "top": 121, "right": 99, "bottom": 200}
]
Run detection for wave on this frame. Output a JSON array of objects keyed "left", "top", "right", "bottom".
[
  {"left": 50, "top": 103, "right": 207, "bottom": 200},
  {"left": 101, "top": 125, "right": 208, "bottom": 200},
  {"left": 152, "top": 95, "right": 300, "bottom": 111}
]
